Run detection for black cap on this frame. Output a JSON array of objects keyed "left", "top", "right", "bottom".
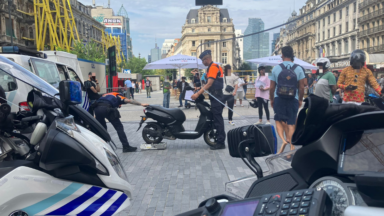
[
  {"left": 350, "top": 49, "right": 366, "bottom": 69},
  {"left": 258, "top": 66, "right": 266, "bottom": 72},
  {"left": 88, "top": 72, "right": 92, "bottom": 76},
  {"left": 182, "top": 76, "right": 186, "bottom": 79},
  {"left": 199, "top": 50, "right": 211, "bottom": 60}
]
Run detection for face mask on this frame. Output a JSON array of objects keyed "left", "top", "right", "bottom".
[{"left": 319, "top": 69, "right": 323, "bottom": 74}]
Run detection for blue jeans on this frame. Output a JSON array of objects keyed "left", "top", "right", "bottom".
[
  {"left": 308, "top": 86, "right": 314, "bottom": 94},
  {"left": 163, "top": 92, "right": 170, "bottom": 108},
  {"left": 243, "top": 88, "right": 247, "bottom": 99},
  {"left": 179, "top": 94, "right": 187, "bottom": 107}
]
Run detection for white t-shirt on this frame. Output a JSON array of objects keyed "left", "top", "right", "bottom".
[
  {"left": 223, "top": 73, "right": 239, "bottom": 95},
  {"left": 237, "top": 78, "right": 244, "bottom": 92},
  {"left": 132, "top": 83, "right": 135, "bottom": 88}
]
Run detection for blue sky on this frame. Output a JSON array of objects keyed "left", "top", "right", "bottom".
[{"left": 81, "top": 0, "right": 307, "bottom": 61}]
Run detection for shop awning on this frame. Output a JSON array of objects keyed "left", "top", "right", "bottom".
[
  {"left": 366, "top": 54, "right": 384, "bottom": 65},
  {"left": 117, "top": 73, "right": 132, "bottom": 79}
]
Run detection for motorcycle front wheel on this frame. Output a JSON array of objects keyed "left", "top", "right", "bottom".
[
  {"left": 142, "top": 124, "right": 163, "bottom": 144},
  {"left": 203, "top": 129, "right": 217, "bottom": 147}
]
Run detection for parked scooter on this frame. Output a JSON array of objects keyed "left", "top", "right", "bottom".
[
  {"left": 137, "top": 87, "right": 218, "bottom": 147},
  {"left": 0, "top": 57, "right": 132, "bottom": 216}
]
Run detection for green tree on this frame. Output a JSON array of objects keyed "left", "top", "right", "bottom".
[
  {"left": 120, "top": 56, "right": 150, "bottom": 76},
  {"left": 57, "top": 41, "right": 107, "bottom": 63}
]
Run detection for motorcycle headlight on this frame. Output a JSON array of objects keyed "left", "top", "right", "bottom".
[
  {"left": 55, "top": 116, "right": 80, "bottom": 138},
  {"left": 104, "top": 148, "right": 129, "bottom": 182}
]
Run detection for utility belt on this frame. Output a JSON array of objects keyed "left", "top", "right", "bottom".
[{"left": 93, "top": 102, "right": 121, "bottom": 120}]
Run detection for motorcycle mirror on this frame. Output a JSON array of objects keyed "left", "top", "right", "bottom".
[{"left": 59, "top": 81, "right": 82, "bottom": 106}]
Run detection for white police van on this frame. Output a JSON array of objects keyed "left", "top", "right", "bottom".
[{"left": 0, "top": 46, "right": 89, "bottom": 112}]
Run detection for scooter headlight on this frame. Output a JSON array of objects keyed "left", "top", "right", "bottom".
[
  {"left": 55, "top": 116, "right": 80, "bottom": 138},
  {"left": 104, "top": 148, "right": 129, "bottom": 182}
]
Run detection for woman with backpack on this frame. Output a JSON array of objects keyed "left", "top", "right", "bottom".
[
  {"left": 254, "top": 66, "right": 271, "bottom": 125},
  {"left": 222, "top": 65, "right": 238, "bottom": 126}
]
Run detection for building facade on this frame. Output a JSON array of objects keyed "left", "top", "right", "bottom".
[
  {"left": 286, "top": 0, "right": 317, "bottom": 64},
  {"left": 358, "top": 0, "right": 384, "bottom": 54},
  {"left": 0, "top": 0, "right": 105, "bottom": 50},
  {"left": 271, "top": 33, "right": 280, "bottom": 55},
  {"left": 235, "top": 29, "right": 244, "bottom": 64},
  {"left": 180, "top": 5, "right": 236, "bottom": 68},
  {"left": 91, "top": 5, "right": 133, "bottom": 61},
  {"left": 243, "top": 18, "right": 270, "bottom": 61},
  {"left": 150, "top": 43, "right": 161, "bottom": 62},
  {"left": 315, "top": 0, "right": 359, "bottom": 70},
  {"left": 148, "top": 55, "right": 151, "bottom": 63},
  {"left": 161, "top": 39, "right": 174, "bottom": 57}
]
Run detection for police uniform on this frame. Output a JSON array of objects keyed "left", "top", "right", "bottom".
[
  {"left": 94, "top": 92, "right": 136, "bottom": 152},
  {"left": 200, "top": 50, "right": 226, "bottom": 147}
]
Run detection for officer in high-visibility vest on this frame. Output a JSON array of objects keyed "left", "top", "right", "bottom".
[
  {"left": 191, "top": 50, "right": 226, "bottom": 150},
  {"left": 93, "top": 92, "right": 148, "bottom": 152}
]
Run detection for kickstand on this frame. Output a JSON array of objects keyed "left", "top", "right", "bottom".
[{"left": 238, "top": 140, "right": 263, "bottom": 179}]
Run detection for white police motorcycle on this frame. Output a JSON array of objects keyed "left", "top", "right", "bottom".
[{"left": 0, "top": 56, "right": 132, "bottom": 216}]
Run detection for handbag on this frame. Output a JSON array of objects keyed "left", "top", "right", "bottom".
[{"left": 224, "top": 76, "right": 235, "bottom": 93}]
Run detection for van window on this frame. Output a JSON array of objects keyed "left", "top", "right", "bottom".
[
  {"left": 67, "top": 68, "right": 81, "bottom": 83},
  {"left": 0, "top": 70, "right": 17, "bottom": 92},
  {"left": 6, "top": 57, "right": 33, "bottom": 72},
  {"left": 56, "top": 65, "right": 67, "bottom": 81},
  {"left": 30, "top": 59, "right": 61, "bottom": 88}
]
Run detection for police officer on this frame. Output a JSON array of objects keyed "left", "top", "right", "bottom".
[
  {"left": 93, "top": 92, "right": 148, "bottom": 152},
  {"left": 191, "top": 50, "right": 226, "bottom": 150}
]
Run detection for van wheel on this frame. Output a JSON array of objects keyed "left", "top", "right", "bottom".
[
  {"left": 204, "top": 129, "right": 217, "bottom": 147},
  {"left": 142, "top": 124, "right": 163, "bottom": 144}
]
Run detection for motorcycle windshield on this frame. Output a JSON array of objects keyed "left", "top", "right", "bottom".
[
  {"left": 0, "top": 55, "right": 59, "bottom": 96},
  {"left": 225, "top": 150, "right": 297, "bottom": 199}
]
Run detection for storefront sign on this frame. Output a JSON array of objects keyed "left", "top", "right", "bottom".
[
  {"left": 330, "top": 60, "right": 350, "bottom": 68},
  {"left": 103, "top": 18, "right": 121, "bottom": 24},
  {"left": 375, "top": 64, "right": 384, "bottom": 69}
]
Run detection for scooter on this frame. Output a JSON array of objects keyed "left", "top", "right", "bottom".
[
  {"left": 179, "top": 95, "right": 384, "bottom": 216},
  {"left": 137, "top": 88, "right": 218, "bottom": 147},
  {"left": 0, "top": 57, "right": 132, "bottom": 216}
]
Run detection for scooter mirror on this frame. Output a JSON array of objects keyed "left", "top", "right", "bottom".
[{"left": 59, "top": 80, "right": 82, "bottom": 106}]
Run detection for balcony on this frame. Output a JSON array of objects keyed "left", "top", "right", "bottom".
[
  {"left": 358, "top": 8, "right": 384, "bottom": 23},
  {"left": 358, "top": 25, "right": 384, "bottom": 37},
  {"left": 362, "top": 45, "right": 384, "bottom": 53},
  {"left": 359, "top": 0, "right": 382, "bottom": 9}
]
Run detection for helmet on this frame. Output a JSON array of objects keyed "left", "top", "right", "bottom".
[
  {"left": 316, "top": 58, "right": 331, "bottom": 70},
  {"left": 350, "top": 49, "right": 366, "bottom": 69}
]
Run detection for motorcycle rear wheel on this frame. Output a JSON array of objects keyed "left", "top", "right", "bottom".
[
  {"left": 142, "top": 124, "right": 163, "bottom": 144},
  {"left": 204, "top": 129, "right": 217, "bottom": 147}
]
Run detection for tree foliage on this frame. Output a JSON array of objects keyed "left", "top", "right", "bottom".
[
  {"left": 56, "top": 41, "right": 107, "bottom": 63},
  {"left": 120, "top": 56, "right": 150, "bottom": 76}
]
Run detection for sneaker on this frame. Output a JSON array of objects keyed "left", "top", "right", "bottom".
[
  {"left": 178, "top": 105, "right": 183, "bottom": 108},
  {"left": 234, "top": 104, "right": 237, "bottom": 107},
  {"left": 147, "top": 96, "right": 149, "bottom": 98},
  {"left": 254, "top": 121, "right": 262, "bottom": 125},
  {"left": 266, "top": 122, "right": 271, "bottom": 125},
  {"left": 229, "top": 121, "right": 235, "bottom": 126},
  {"left": 123, "top": 146, "right": 137, "bottom": 152},
  {"left": 210, "top": 144, "right": 226, "bottom": 150},
  {"left": 149, "top": 96, "right": 151, "bottom": 98}
]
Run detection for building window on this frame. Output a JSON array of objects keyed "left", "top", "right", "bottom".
[
  {"left": 338, "top": 41, "right": 342, "bottom": 55},
  {"left": 208, "top": 28, "right": 211, "bottom": 32},
  {"left": 353, "top": 2, "right": 356, "bottom": 12},
  {"left": 334, "top": 13, "right": 336, "bottom": 22},
  {"left": 339, "top": 10, "right": 342, "bottom": 19},
  {"left": 207, "top": 16, "right": 211, "bottom": 23},
  {"left": 223, "top": 42, "right": 226, "bottom": 47},
  {"left": 339, "top": 25, "right": 342, "bottom": 35},
  {"left": 328, "top": 16, "right": 330, "bottom": 24},
  {"left": 192, "top": 28, "right": 195, "bottom": 33},
  {"left": 351, "top": 38, "right": 356, "bottom": 50},
  {"left": 323, "top": 18, "right": 325, "bottom": 26},
  {"left": 224, "top": 28, "right": 226, "bottom": 32},
  {"left": 332, "top": 44, "right": 336, "bottom": 56},
  {"left": 322, "top": 31, "right": 325, "bottom": 40},
  {"left": 333, "top": 27, "right": 336, "bottom": 36},
  {"left": 207, "top": 40, "right": 211, "bottom": 47},
  {"left": 318, "top": 33, "right": 320, "bottom": 41},
  {"left": 328, "top": 29, "right": 330, "bottom": 38},
  {"left": 353, "top": 19, "right": 356, "bottom": 29},
  {"left": 191, "top": 52, "right": 196, "bottom": 56},
  {"left": 346, "top": 22, "right": 348, "bottom": 32},
  {"left": 221, "top": 53, "right": 227, "bottom": 64},
  {"left": 223, "top": 18, "right": 227, "bottom": 22},
  {"left": 318, "top": 21, "right": 320, "bottom": 29},
  {"left": 344, "top": 40, "right": 349, "bottom": 54},
  {"left": 346, "top": 6, "right": 349, "bottom": 16},
  {"left": 191, "top": 19, "right": 195, "bottom": 24},
  {"left": 192, "top": 41, "right": 195, "bottom": 46}
]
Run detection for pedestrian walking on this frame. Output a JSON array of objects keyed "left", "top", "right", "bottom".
[
  {"left": 124, "top": 78, "right": 132, "bottom": 99},
  {"left": 191, "top": 50, "right": 226, "bottom": 150},
  {"left": 269, "top": 46, "right": 305, "bottom": 154},
  {"left": 222, "top": 65, "right": 238, "bottom": 126},
  {"left": 163, "top": 77, "right": 171, "bottom": 108},
  {"left": 379, "top": 75, "right": 384, "bottom": 88},
  {"left": 131, "top": 80, "right": 135, "bottom": 100},
  {"left": 177, "top": 77, "right": 189, "bottom": 107},
  {"left": 337, "top": 50, "right": 382, "bottom": 105},
  {"left": 84, "top": 72, "right": 101, "bottom": 115},
  {"left": 254, "top": 66, "right": 271, "bottom": 125},
  {"left": 314, "top": 58, "right": 337, "bottom": 102},
  {"left": 243, "top": 75, "right": 249, "bottom": 100},
  {"left": 307, "top": 74, "right": 314, "bottom": 94},
  {"left": 145, "top": 77, "right": 152, "bottom": 98},
  {"left": 234, "top": 75, "right": 245, "bottom": 107},
  {"left": 135, "top": 81, "right": 139, "bottom": 93},
  {"left": 93, "top": 92, "right": 148, "bottom": 152}
]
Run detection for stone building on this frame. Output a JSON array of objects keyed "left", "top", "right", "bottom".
[
  {"left": 315, "top": 0, "right": 359, "bottom": 71},
  {"left": 180, "top": 5, "right": 236, "bottom": 68},
  {"left": 0, "top": 0, "right": 105, "bottom": 50},
  {"left": 286, "top": 0, "right": 317, "bottom": 64}
]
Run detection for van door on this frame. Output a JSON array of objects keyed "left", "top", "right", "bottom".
[{"left": 67, "top": 67, "right": 90, "bottom": 111}]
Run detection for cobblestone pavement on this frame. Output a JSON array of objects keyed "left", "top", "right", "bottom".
[{"left": 110, "top": 119, "right": 295, "bottom": 216}]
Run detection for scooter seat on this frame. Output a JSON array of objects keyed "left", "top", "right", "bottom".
[{"left": 151, "top": 106, "right": 186, "bottom": 122}]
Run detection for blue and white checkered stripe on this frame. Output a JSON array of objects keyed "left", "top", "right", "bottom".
[
  {"left": 22, "top": 183, "right": 128, "bottom": 216},
  {"left": 82, "top": 92, "right": 90, "bottom": 111}
]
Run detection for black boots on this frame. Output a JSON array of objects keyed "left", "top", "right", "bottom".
[{"left": 123, "top": 146, "right": 137, "bottom": 152}]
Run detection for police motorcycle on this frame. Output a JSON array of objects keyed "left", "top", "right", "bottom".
[
  {"left": 0, "top": 57, "right": 131, "bottom": 216},
  {"left": 178, "top": 94, "right": 384, "bottom": 216},
  {"left": 137, "top": 86, "right": 218, "bottom": 147}
]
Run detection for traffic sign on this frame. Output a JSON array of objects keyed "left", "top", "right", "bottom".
[{"left": 123, "top": 69, "right": 131, "bottom": 74}]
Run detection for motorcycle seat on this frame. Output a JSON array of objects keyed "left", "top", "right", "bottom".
[{"left": 151, "top": 106, "right": 186, "bottom": 122}]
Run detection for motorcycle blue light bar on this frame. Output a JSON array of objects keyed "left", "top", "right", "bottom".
[
  {"left": 1, "top": 46, "right": 19, "bottom": 53},
  {"left": 69, "top": 81, "right": 82, "bottom": 104}
]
